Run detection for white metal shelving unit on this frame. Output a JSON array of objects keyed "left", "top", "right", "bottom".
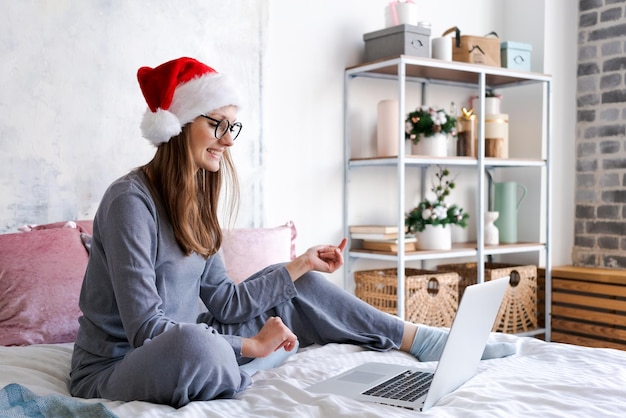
[{"left": 342, "top": 55, "right": 552, "bottom": 340}]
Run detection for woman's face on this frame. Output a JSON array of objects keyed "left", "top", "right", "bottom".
[{"left": 189, "top": 105, "right": 238, "bottom": 172}]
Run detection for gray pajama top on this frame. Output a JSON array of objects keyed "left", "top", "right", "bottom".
[{"left": 74, "top": 170, "right": 298, "bottom": 361}]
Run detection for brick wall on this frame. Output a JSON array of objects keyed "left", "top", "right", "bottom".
[{"left": 574, "top": 0, "right": 626, "bottom": 268}]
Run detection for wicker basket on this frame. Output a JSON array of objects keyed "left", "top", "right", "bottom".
[
  {"left": 354, "top": 268, "right": 461, "bottom": 327},
  {"left": 436, "top": 262, "right": 538, "bottom": 333}
]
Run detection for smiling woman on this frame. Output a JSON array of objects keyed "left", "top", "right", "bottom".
[{"left": 68, "top": 57, "right": 262, "bottom": 406}]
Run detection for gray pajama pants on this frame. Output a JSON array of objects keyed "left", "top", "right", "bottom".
[{"left": 70, "top": 267, "right": 405, "bottom": 407}]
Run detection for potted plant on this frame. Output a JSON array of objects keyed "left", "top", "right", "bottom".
[
  {"left": 405, "top": 106, "right": 457, "bottom": 156},
  {"left": 405, "top": 166, "right": 469, "bottom": 250}
]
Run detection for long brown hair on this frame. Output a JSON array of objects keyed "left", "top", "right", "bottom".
[{"left": 141, "top": 125, "right": 239, "bottom": 257}]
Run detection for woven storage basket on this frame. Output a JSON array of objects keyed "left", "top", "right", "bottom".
[
  {"left": 354, "top": 268, "right": 460, "bottom": 327},
  {"left": 436, "top": 262, "right": 537, "bottom": 333}
]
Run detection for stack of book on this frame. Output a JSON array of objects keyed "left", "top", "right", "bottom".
[{"left": 349, "top": 225, "right": 416, "bottom": 253}]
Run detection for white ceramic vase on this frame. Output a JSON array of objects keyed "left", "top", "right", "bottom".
[
  {"left": 484, "top": 211, "right": 500, "bottom": 245},
  {"left": 411, "top": 133, "right": 448, "bottom": 157},
  {"left": 415, "top": 224, "right": 452, "bottom": 250}
]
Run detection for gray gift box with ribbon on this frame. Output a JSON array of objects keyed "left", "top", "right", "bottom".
[{"left": 363, "top": 24, "right": 431, "bottom": 63}]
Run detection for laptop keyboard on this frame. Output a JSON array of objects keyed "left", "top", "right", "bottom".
[{"left": 362, "top": 370, "right": 433, "bottom": 402}]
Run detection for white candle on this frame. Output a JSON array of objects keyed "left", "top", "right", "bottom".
[{"left": 432, "top": 37, "right": 452, "bottom": 61}]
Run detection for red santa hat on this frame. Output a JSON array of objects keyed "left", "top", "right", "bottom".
[{"left": 137, "top": 57, "right": 240, "bottom": 146}]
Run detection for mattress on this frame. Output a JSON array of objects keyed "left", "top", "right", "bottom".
[{"left": 1, "top": 333, "right": 625, "bottom": 417}]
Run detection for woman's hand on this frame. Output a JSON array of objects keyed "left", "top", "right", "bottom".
[
  {"left": 309, "top": 238, "right": 347, "bottom": 273},
  {"left": 285, "top": 238, "right": 347, "bottom": 281},
  {"left": 241, "top": 316, "right": 298, "bottom": 358}
]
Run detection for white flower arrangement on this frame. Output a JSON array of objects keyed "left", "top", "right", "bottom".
[
  {"left": 405, "top": 166, "right": 469, "bottom": 233},
  {"left": 405, "top": 106, "right": 458, "bottom": 144}
]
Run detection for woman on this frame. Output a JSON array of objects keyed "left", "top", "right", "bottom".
[{"left": 70, "top": 57, "right": 514, "bottom": 408}]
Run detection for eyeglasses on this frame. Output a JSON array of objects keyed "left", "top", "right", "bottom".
[{"left": 200, "top": 115, "right": 242, "bottom": 141}]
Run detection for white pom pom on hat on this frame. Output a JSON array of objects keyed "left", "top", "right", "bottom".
[{"left": 137, "top": 57, "right": 240, "bottom": 146}]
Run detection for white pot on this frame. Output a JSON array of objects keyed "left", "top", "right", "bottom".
[
  {"left": 385, "top": 2, "right": 417, "bottom": 27},
  {"left": 432, "top": 37, "right": 452, "bottom": 61},
  {"left": 484, "top": 211, "right": 500, "bottom": 245},
  {"left": 415, "top": 224, "right": 452, "bottom": 250},
  {"left": 411, "top": 133, "right": 448, "bottom": 157},
  {"left": 470, "top": 96, "right": 501, "bottom": 115}
]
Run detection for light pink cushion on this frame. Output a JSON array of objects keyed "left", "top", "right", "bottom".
[
  {"left": 0, "top": 227, "right": 88, "bottom": 346},
  {"left": 26, "top": 219, "right": 94, "bottom": 235},
  {"left": 221, "top": 221, "right": 297, "bottom": 284}
]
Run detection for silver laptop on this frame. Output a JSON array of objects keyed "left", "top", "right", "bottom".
[{"left": 307, "top": 277, "right": 510, "bottom": 411}]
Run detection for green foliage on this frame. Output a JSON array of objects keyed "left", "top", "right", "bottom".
[
  {"left": 405, "top": 106, "right": 457, "bottom": 144},
  {"left": 405, "top": 166, "right": 470, "bottom": 233}
]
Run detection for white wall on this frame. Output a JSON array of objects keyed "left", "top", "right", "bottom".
[
  {"left": 543, "top": 0, "right": 577, "bottom": 269},
  {"left": 0, "top": 0, "right": 264, "bottom": 231},
  {"left": 1, "top": 0, "right": 576, "bottom": 287},
  {"left": 264, "top": 0, "right": 577, "bottom": 286}
]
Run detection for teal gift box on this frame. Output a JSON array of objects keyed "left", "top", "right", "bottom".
[{"left": 500, "top": 41, "right": 532, "bottom": 71}]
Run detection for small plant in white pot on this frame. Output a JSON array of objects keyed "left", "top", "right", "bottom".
[
  {"left": 405, "top": 106, "right": 457, "bottom": 157},
  {"left": 405, "top": 166, "right": 469, "bottom": 250}
]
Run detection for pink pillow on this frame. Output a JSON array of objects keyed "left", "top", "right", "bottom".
[
  {"left": 20, "top": 219, "right": 94, "bottom": 235},
  {"left": 0, "top": 227, "right": 88, "bottom": 345},
  {"left": 221, "top": 222, "right": 297, "bottom": 284}
]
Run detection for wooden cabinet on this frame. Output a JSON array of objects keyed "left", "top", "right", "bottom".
[{"left": 539, "top": 266, "right": 626, "bottom": 350}]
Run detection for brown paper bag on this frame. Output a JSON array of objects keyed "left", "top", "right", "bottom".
[{"left": 443, "top": 27, "right": 501, "bottom": 67}]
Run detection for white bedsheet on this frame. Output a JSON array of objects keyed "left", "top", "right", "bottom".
[{"left": 1, "top": 333, "right": 625, "bottom": 417}]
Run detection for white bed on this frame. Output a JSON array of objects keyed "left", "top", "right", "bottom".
[
  {"left": 2, "top": 332, "right": 626, "bottom": 417},
  {"left": 2, "top": 223, "right": 625, "bottom": 416}
]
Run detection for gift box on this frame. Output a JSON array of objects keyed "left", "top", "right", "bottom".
[
  {"left": 443, "top": 26, "right": 501, "bottom": 67},
  {"left": 363, "top": 24, "right": 431, "bottom": 62},
  {"left": 500, "top": 41, "right": 532, "bottom": 71}
]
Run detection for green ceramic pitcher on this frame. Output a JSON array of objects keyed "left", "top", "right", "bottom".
[{"left": 493, "top": 182, "right": 527, "bottom": 243}]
